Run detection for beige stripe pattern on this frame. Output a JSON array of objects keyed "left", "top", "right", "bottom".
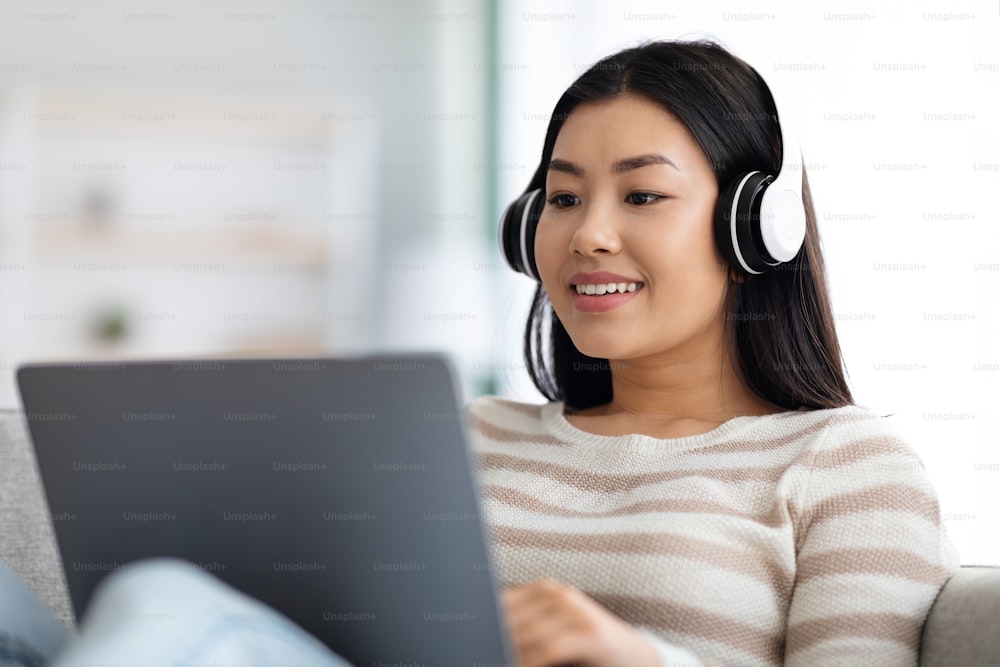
[{"left": 466, "top": 396, "right": 960, "bottom": 666}]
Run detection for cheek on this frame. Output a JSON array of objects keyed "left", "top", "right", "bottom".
[
  {"left": 679, "top": 194, "right": 728, "bottom": 276},
  {"left": 648, "top": 207, "right": 724, "bottom": 274},
  {"left": 683, "top": 223, "right": 730, "bottom": 297},
  {"left": 642, "top": 206, "right": 729, "bottom": 311}
]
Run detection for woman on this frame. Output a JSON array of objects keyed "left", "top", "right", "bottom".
[
  {"left": 1, "top": 39, "right": 958, "bottom": 667},
  {"left": 478, "top": 39, "right": 959, "bottom": 666}
]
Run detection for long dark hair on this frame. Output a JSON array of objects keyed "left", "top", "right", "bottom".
[{"left": 521, "top": 39, "right": 853, "bottom": 411}]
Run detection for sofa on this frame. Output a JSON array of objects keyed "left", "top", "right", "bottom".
[{"left": 2, "top": 407, "right": 998, "bottom": 663}]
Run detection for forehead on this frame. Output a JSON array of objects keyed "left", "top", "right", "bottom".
[{"left": 550, "top": 94, "right": 707, "bottom": 172}]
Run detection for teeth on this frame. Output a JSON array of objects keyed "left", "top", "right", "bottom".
[{"left": 575, "top": 282, "right": 641, "bottom": 295}]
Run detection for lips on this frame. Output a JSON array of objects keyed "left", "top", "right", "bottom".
[{"left": 567, "top": 271, "right": 645, "bottom": 314}]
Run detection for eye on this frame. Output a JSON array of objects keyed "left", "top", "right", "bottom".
[
  {"left": 546, "top": 193, "right": 580, "bottom": 209},
  {"left": 625, "top": 192, "right": 663, "bottom": 206}
]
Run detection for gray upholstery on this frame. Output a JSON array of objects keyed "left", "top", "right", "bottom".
[
  {"left": 0, "top": 409, "right": 74, "bottom": 627},
  {"left": 2, "top": 409, "right": 998, "bottom": 663},
  {"left": 922, "top": 564, "right": 1000, "bottom": 664}
]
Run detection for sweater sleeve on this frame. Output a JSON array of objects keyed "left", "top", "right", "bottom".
[{"left": 783, "top": 416, "right": 960, "bottom": 665}]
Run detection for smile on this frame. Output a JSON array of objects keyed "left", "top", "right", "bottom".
[
  {"left": 573, "top": 282, "right": 642, "bottom": 295},
  {"left": 569, "top": 282, "right": 644, "bottom": 313}
]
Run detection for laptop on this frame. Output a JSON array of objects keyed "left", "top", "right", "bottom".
[{"left": 17, "top": 353, "right": 512, "bottom": 666}]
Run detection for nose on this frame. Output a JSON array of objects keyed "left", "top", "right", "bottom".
[{"left": 568, "top": 198, "right": 622, "bottom": 257}]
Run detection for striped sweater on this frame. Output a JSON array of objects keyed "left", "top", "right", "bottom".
[{"left": 465, "top": 396, "right": 960, "bottom": 666}]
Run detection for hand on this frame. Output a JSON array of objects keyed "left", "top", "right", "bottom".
[{"left": 501, "top": 578, "right": 659, "bottom": 667}]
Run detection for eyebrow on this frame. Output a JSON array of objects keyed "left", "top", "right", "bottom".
[{"left": 547, "top": 153, "right": 679, "bottom": 176}]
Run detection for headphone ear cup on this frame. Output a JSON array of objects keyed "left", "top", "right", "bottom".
[
  {"left": 758, "top": 182, "right": 807, "bottom": 264},
  {"left": 498, "top": 189, "right": 544, "bottom": 280},
  {"left": 715, "top": 171, "right": 773, "bottom": 275}
]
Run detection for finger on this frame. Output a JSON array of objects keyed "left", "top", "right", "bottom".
[
  {"left": 503, "top": 585, "right": 574, "bottom": 666},
  {"left": 507, "top": 580, "right": 598, "bottom": 620},
  {"left": 501, "top": 580, "right": 563, "bottom": 621},
  {"left": 514, "top": 608, "right": 579, "bottom": 651},
  {"left": 518, "top": 624, "right": 593, "bottom": 667},
  {"left": 504, "top": 590, "right": 560, "bottom": 640},
  {"left": 505, "top": 590, "right": 597, "bottom": 665}
]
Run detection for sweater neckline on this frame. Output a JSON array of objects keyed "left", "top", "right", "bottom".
[{"left": 542, "top": 400, "right": 775, "bottom": 451}]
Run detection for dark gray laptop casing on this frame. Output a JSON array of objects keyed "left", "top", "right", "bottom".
[{"left": 18, "top": 354, "right": 511, "bottom": 666}]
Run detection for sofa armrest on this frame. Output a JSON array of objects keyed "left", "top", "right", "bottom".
[
  {"left": 921, "top": 565, "right": 1000, "bottom": 666},
  {"left": 0, "top": 409, "right": 74, "bottom": 626}
]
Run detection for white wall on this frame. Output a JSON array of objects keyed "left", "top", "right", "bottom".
[
  {"left": 491, "top": 0, "right": 1000, "bottom": 565},
  {"left": 0, "top": 0, "right": 496, "bottom": 402}
]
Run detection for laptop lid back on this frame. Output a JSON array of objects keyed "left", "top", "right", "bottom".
[{"left": 17, "top": 354, "right": 510, "bottom": 666}]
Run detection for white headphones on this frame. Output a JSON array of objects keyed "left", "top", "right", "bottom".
[{"left": 499, "top": 68, "right": 806, "bottom": 277}]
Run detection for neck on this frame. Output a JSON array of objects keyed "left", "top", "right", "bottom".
[{"left": 588, "top": 344, "right": 778, "bottom": 424}]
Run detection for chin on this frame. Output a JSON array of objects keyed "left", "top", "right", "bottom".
[{"left": 564, "top": 330, "right": 637, "bottom": 363}]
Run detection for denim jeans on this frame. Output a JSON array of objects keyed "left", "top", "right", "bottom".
[
  {"left": 1, "top": 559, "right": 355, "bottom": 667},
  {"left": 0, "top": 561, "right": 70, "bottom": 667}
]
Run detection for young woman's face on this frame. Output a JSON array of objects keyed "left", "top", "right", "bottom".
[{"left": 535, "top": 93, "right": 730, "bottom": 364}]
